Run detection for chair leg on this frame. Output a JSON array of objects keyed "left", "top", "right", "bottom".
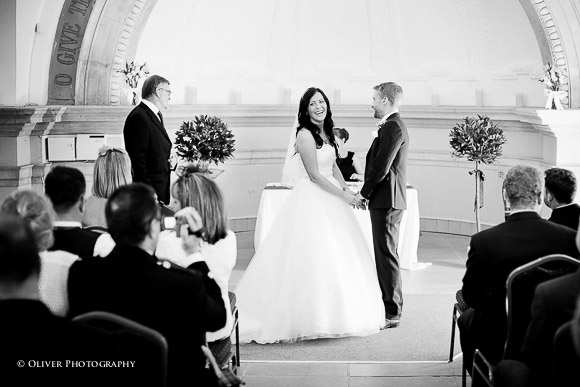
[
  {"left": 450, "top": 314, "right": 457, "bottom": 362},
  {"left": 235, "top": 310, "right": 240, "bottom": 368}
]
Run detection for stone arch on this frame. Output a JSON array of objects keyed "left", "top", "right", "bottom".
[
  {"left": 519, "top": 0, "right": 580, "bottom": 108},
  {"left": 50, "top": 0, "right": 580, "bottom": 107},
  {"left": 47, "top": 0, "right": 158, "bottom": 105}
]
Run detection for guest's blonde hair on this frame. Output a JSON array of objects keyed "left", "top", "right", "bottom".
[
  {"left": 0, "top": 190, "right": 55, "bottom": 251},
  {"left": 172, "top": 163, "right": 228, "bottom": 244},
  {"left": 92, "top": 146, "right": 132, "bottom": 198}
]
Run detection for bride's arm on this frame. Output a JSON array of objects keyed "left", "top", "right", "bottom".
[
  {"left": 332, "top": 162, "right": 349, "bottom": 191},
  {"left": 296, "top": 129, "right": 356, "bottom": 205}
]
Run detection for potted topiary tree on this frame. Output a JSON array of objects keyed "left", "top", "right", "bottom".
[
  {"left": 450, "top": 115, "right": 506, "bottom": 232},
  {"left": 174, "top": 115, "right": 235, "bottom": 177}
]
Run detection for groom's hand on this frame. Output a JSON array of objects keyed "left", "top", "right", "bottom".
[{"left": 354, "top": 193, "right": 368, "bottom": 210}]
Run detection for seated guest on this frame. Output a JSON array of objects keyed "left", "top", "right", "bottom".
[
  {"left": 82, "top": 146, "right": 132, "bottom": 228},
  {"left": 458, "top": 165, "right": 578, "bottom": 374},
  {"left": 45, "top": 165, "right": 114, "bottom": 257},
  {"left": 68, "top": 183, "right": 226, "bottom": 386},
  {"left": 552, "top": 295, "right": 580, "bottom": 386},
  {"left": 156, "top": 163, "right": 237, "bottom": 342},
  {"left": 0, "top": 215, "right": 125, "bottom": 387},
  {"left": 519, "top": 223, "right": 580, "bottom": 385},
  {"left": 0, "top": 190, "right": 77, "bottom": 316},
  {"left": 333, "top": 127, "right": 364, "bottom": 182},
  {"left": 544, "top": 167, "right": 580, "bottom": 230}
]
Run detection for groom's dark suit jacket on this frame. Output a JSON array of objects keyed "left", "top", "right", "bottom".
[
  {"left": 361, "top": 112, "right": 409, "bottom": 209},
  {"left": 123, "top": 102, "right": 172, "bottom": 204}
]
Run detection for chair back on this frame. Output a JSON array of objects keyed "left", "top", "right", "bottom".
[
  {"left": 73, "top": 311, "right": 168, "bottom": 387},
  {"left": 83, "top": 225, "right": 109, "bottom": 234},
  {"left": 504, "top": 254, "right": 580, "bottom": 359}
]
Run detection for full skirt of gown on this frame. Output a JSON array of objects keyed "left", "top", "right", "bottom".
[{"left": 235, "top": 145, "right": 385, "bottom": 344}]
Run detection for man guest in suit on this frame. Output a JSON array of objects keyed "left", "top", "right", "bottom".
[
  {"left": 45, "top": 165, "right": 115, "bottom": 257},
  {"left": 458, "top": 165, "right": 579, "bottom": 374},
  {"left": 357, "top": 82, "right": 408, "bottom": 329},
  {"left": 123, "top": 75, "right": 173, "bottom": 204},
  {"left": 544, "top": 167, "right": 580, "bottom": 230},
  {"left": 67, "top": 183, "right": 225, "bottom": 386}
]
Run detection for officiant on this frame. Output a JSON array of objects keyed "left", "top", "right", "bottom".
[{"left": 123, "top": 75, "right": 173, "bottom": 204}]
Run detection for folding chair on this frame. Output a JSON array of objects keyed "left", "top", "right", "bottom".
[
  {"left": 449, "top": 290, "right": 469, "bottom": 387},
  {"left": 503, "top": 254, "right": 580, "bottom": 359},
  {"left": 84, "top": 225, "right": 109, "bottom": 234},
  {"left": 209, "top": 291, "right": 240, "bottom": 373},
  {"left": 471, "top": 254, "right": 580, "bottom": 385},
  {"left": 73, "top": 311, "right": 168, "bottom": 387},
  {"left": 471, "top": 349, "right": 494, "bottom": 387}
]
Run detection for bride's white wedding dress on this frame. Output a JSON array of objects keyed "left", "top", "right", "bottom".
[{"left": 235, "top": 143, "right": 385, "bottom": 344}]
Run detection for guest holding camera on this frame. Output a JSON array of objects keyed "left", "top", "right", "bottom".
[
  {"left": 156, "top": 163, "right": 237, "bottom": 342},
  {"left": 83, "top": 146, "right": 132, "bottom": 228},
  {"left": 333, "top": 127, "right": 364, "bottom": 182},
  {"left": 68, "top": 183, "right": 225, "bottom": 386}
]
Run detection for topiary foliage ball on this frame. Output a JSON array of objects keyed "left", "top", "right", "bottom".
[
  {"left": 174, "top": 115, "right": 236, "bottom": 165},
  {"left": 449, "top": 115, "right": 506, "bottom": 165}
]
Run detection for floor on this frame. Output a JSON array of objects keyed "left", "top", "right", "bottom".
[{"left": 229, "top": 231, "right": 472, "bottom": 386}]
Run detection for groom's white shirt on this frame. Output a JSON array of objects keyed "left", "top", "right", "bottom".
[{"left": 373, "top": 111, "right": 399, "bottom": 138}]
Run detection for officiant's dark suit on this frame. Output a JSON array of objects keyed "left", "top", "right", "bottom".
[
  {"left": 68, "top": 184, "right": 226, "bottom": 387},
  {"left": 458, "top": 165, "right": 579, "bottom": 374},
  {"left": 123, "top": 75, "right": 172, "bottom": 204},
  {"left": 360, "top": 82, "right": 408, "bottom": 326}
]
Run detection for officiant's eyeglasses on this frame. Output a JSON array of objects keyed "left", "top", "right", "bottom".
[{"left": 158, "top": 87, "right": 172, "bottom": 95}]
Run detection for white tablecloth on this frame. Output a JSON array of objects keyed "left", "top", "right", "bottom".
[{"left": 254, "top": 182, "right": 429, "bottom": 271}]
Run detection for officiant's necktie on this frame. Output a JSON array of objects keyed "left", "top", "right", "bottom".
[{"left": 158, "top": 111, "right": 164, "bottom": 128}]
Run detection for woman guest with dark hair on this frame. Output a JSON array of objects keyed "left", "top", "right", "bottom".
[
  {"left": 156, "top": 164, "right": 237, "bottom": 342},
  {"left": 83, "top": 146, "right": 132, "bottom": 227},
  {"left": 333, "top": 127, "right": 364, "bottom": 182},
  {"left": 235, "top": 87, "right": 384, "bottom": 344}
]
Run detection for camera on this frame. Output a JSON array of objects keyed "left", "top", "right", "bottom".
[{"left": 161, "top": 216, "right": 205, "bottom": 239}]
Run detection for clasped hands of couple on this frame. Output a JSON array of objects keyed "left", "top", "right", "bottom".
[{"left": 343, "top": 189, "right": 367, "bottom": 210}]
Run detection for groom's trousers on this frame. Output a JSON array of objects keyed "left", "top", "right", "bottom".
[{"left": 370, "top": 207, "right": 404, "bottom": 319}]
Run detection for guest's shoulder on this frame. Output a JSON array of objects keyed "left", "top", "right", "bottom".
[
  {"left": 156, "top": 258, "right": 203, "bottom": 280},
  {"left": 541, "top": 269, "right": 580, "bottom": 293}
]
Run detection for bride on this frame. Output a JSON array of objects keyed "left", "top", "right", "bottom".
[{"left": 235, "top": 87, "right": 385, "bottom": 344}]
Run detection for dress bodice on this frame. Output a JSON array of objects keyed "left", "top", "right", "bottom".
[{"left": 294, "top": 143, "right": 336, "bottom": 179}]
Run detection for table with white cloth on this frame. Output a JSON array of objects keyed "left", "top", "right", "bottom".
[{"left": 254, "top": 182, "right": 430, "bottom": 271}]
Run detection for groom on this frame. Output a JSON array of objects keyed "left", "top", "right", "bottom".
[{"left": 357, "top": 82, "right": 408, "bottom": 329}]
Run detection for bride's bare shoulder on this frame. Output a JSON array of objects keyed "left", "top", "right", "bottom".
[{"left": 296, "top": 128, "right": 313, "bottom": 139}]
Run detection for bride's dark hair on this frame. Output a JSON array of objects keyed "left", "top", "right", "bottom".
[{"left": 296, "top": 87, "right": 337, "bottom": 152}]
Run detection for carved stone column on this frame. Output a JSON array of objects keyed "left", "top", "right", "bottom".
[{"left": 0, "top": 107, "right": 64, "bottom": 199}]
